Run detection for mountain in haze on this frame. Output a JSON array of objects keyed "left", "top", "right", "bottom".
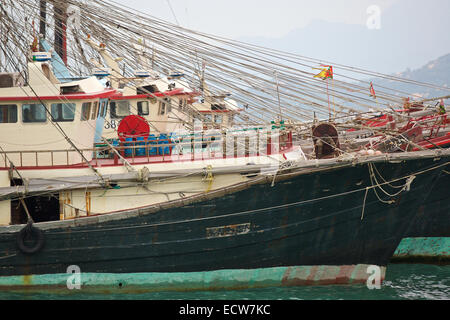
[
  {"left": 237, "top": 0, "right": 450, "bottom": 75},
  {"left": 369, "top": 53, "right": 450, "bottom": 103}
]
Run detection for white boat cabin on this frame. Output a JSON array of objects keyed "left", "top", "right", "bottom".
[{"left": 0, "top": 60, "right": 115, "bottom": 167}]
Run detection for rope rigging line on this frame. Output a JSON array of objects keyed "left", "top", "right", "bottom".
[{"left": 2, "top": 0, "right": 448, "bottom": 129}]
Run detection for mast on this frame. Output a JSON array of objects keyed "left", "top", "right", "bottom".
[
  {"left": 39, "top": 0, "right": 47, "bottom": 41},
  {"left": 85, "top": 36, "right": 124, "bottom": 88},
  {"left": 53, "top": 1, "right": 68, "bottom": 66}
]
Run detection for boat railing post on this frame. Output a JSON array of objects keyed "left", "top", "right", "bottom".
[{"left": 223, "top": 133, "right": 226, "bottom": 157}]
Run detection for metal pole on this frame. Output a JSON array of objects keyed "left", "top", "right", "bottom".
[
  {"left": 54, "top": 2, "right": 67, "bottom": 65},
  {"left": 274, "top": 71, "right": 282, "bottom": 121},
  {"left": 39, "top": 0, "right": 47, "bottom": 41}
]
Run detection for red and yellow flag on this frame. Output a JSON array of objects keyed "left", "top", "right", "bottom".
[
  {"left": 370, "top": 82, "right": 376, "bottom": 99},
  {"left": 31, "top": 21, "right": 39, "bottom": 52},
  {"left": 314, "top": 65, "right": 333, "bottom": 80}
]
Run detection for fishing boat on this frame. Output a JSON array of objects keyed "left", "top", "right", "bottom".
[
  {"left": 0, "top": 0, "right": 449, "bottom": 292},
  {"left": 338, "top": 101, "right": 450, "bottom": 263},
  {"left": 0, "top": 59, "right": 449, "bottom": 290}
]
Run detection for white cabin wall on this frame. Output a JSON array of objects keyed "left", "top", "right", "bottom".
[
  {"left": 64, "top": 173, "right": 247, "bottom": 216},
  {"left": 0, "top": 171, "right": 11, "bottom": 225},
  {"left": 166, "top": 96, "right": 191, "bottom": 133},
  {"left": 0, "top": 100, "right": 97, "bottom": 166}
]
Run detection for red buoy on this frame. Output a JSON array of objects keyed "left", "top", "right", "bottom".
[{"left": 117, "top": 115, "right": 150, "bottom": 142}]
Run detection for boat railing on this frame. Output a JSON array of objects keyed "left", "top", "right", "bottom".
[{"left": 0, "top": 131, "right": 294, "bottom": 169}]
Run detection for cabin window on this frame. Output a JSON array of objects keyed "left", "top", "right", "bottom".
[
  {"left": 22, "top": 104, "right": 47, "bottom": 123},
  {"left": 60, "top": 85, "right": 81, "bottom": 95},
  {"left": 51, "top": 103, "right": 75, "bottom": 122},
  {"left": 214, "top": 115, "right": 223, "bottom": 124},
  {"left": 137, "top": 101, "right": 149, "bottom": 116},
  {"left": 99, "top": 101, "right": 105, "bottom": 118},
  {"left": 178, "top": 98, "right": 187, "bottom": 111},
  {"left": 204, "top": 114, "right": 212, "bottom": 122},
  {"left": 81, "top": 102, "right": 91, "bottom": 121},
  {"left": 91, "top": 101, "right": 99, "bottom": 119},
  {"left": 212, "top": 104, "right": 227, "bottom": 111},
  {"left": 158, "top": 101, "right": 166, "bottom": 115},
  {"left": 137, "top": 85, "right": 159, "bottom": 94},
  {"left": 0, "top": 105, "right": 17, "bottom": 123},
  {"left": 158, "top": 98, "right": 171, "bottom": 115},
  {"left": 110, "top": 101, "right": 130, "bottom": 119},
  {"left": 101, "top": 101, "right": 108, "bottom": 117}
]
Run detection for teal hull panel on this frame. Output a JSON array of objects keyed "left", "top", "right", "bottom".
[
  {"left": 392, "top": 237, "right": 450, "bottom": 263},
  {"left": 0, "top": 264, "right": 384, "bottom": 293}
]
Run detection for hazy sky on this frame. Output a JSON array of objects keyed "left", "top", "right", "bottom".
[
  {"left": 114, "top": 0, "right": 449, "bottom": 74},
  {"left": 121, "top": 0, "right": 399, "bottom": 38}
]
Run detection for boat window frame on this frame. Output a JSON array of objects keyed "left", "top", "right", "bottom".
[
  {"left": 51, "top": 103, "right": 76, "bottom": 122},
  {"left": 214, "top": 114, "right": 223, "bottom": 124},
  {"left": 99, "top": 101, "right": 105, "bottom": 118},
  {"left": 91, "top": 101, "right": 99, "bottom": 120},
  {"left": 110, "top": 100, "right": 130, "bottom": 119},
  {"left": 166, "top": 98, "right": 172, "bottom": 113},
  {"left": 21, "top": 103, "right": 47, "bottom": 123},
  {"left": 0, "top": 104, "right": 18, "bottom": 123},
  {"left": 137, "top": 101, "right": 149, "bottom": 116},
  {"left": 81, "top": 102, "right": 92, "bottom": 121},
  {"left": 101, "top": 101, "right": 108, "bottom": 118},
  {"left": 158, "top": 98, "right": 171, "bottom": 115},
  {"left": 204, "top": 114, "right": 213, "bottom": 123}
]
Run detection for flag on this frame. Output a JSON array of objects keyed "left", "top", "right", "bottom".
[
  {"left": 404, "top": 97, "right": 411, "bottom": 109},
  {"left": 314, "top": 65, "right": 333, "bottom": 80},
  {"left": 370, "top": 82, "right": 376, "bottom": 99},
  {"left": 31, "top": 20, "right": 38, "bottom": 52},
  {"left": 438, "top": 99, "right": 446, "bottom": 114},
  {"left": 31, "top": 36, "right": 39, "bottom": 52}
]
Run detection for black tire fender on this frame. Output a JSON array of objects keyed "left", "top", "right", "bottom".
[{"left": 16, "top": 222, "right": 45, "bottom": 254}]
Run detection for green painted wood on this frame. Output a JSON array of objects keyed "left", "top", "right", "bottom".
[
  {"left": 392, "top": 237, "right": 450, "bottom": 263},
  {"left": 0, "top": 264, "right": 382, "bottom": 293}
]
